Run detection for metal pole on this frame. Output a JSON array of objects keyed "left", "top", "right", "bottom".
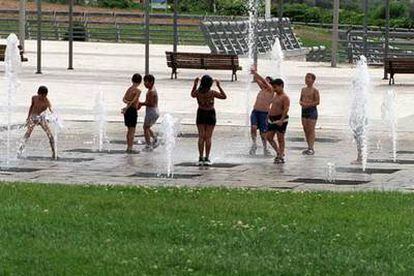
[
  {"left": 144, "top": 0, "right": 150, "bottom": 75},
  {"left": 383, "top": 0, "right": 390, "bottom": 79},
  {"left": 265, "top": 0, "right": 271, "bottom": 19},
  {"left": 253, "top": 0, "right": 259, "bottom": 71},
  {"left": 173, "top": 0, "right": 178, "bottom": 53},
  {"left": 36, "top": 0, "right": 42, "bottom": 74},
  {"left": 19, "top": 0, "right": 26, "bottom": 51},
  {"left": 331, "top": 0, "right": 339, "bottom": 67},
  {"left": 278, "top": 0, "right": 283, "bottom": 23},
  {"left": 363, "top": 0, "right": 368, "bottom": 57},
  {"left": 68, "top": 0, "right": 74, "bottom": 70}
]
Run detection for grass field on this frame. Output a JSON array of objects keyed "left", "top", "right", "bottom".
[{"left": 1, "top": 182, "right": 414, "bottom": 275}]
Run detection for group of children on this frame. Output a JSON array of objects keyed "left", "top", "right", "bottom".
[
  {"left": 121, "top": 73, "right": 159, "bottom": 153},
  {"left": 21, "top": 70, "right": 321, "bottom": 165},
  {"left": 249, "top": 69, "right": 320, "bottom": 163}
]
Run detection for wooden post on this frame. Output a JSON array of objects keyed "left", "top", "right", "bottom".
[
  {"left": 144, "top": 0, "right": 150, "bottom": 75},
  {"left": 68, "top": 0, "right": 74, "bottom": 70},
  {"left": 173, "top": 0, "right": 178, "bottom": 53},
  {"left": 383, "top": 0, "right": 390, "bottom": 79},
  {"left": 36, "top": 0, "right": 42, "bottom": 74},
  {"left": 265, "top": 0, "right": 271, "bottom": 19},
  {"left": 363, "top": 0, "right": 368, "bottom": 58},
  {"left": 19, "top": 0, "right": 26, "bottom": 51},
  {"left": 331, "top": 0, "right": 339, "bottom": 67}
]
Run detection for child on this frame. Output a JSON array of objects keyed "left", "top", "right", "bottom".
[
  {"left": 300, "top": 73, "right": 320, "bottom": 155},
  {"left": 249, "top": 68, "right": 274, "bottom": 156},
  {"left": 139, "top": 74, "right": 159, "bottom": 151},
  {"left": 18, "top": 86, "right": 56, "bottom": 159},
  {"left": 191, "top": 75, "right": 227, "bottom": 166},
  {"left": 122, "top": 73, "right": 142, "bottom": 153},
  {"left": 266, "top": 79, "right": 290, "bottom": 164}
]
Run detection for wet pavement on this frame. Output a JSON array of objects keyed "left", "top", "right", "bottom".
[{"left": 0, "top": 40, "right": 414, "bottom": 191}]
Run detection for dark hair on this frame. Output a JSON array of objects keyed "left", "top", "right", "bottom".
[
  {"left": 144, "top": 74, "right": 155, "bottom": 84},
  {"left": 198, "top": 75, "right": 213, "bottom": 94},
  {"left": 271, "top": 78, "right": 284, "bottom": 88},
  {"left": 306, "top": 73, "right": 316, "bottom": 81},
  {"left": 265, "top": 76, "right": 273, "bottom": 82},
  {"left": 37, "top": 85, "right": 48, "bottom": 95},
  {"left": 132, "top": 73, "right": 142, "bottom": 84}
]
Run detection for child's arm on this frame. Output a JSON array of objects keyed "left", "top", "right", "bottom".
[
  {"left": 299, "top": 88, "right": 306, "bottom": 107},
  {"left": 213, "top": 80, "right": 227, "bottom": 99},
  {"left": 47, "top": 98, "right": 53, "bottom": 113},
  {"left": 191, "top": 77, "right": 199, "bottom": 98},
  {"left": 312, "top": 89, "right": 320, "bottom": 106},
  {"left": 252, "top": 69, "right": 272, "bottom": 92},
  {"left": 140, "top": 91, "right": 156, "bottom": 107}
]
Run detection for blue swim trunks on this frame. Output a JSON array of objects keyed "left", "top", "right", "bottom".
[{"left": 250, "top": 110, "right": 269, "bottom": 133}]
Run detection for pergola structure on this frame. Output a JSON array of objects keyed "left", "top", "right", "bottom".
[
  {"left": 18, "top": 0, "right": 393, "bottom": 73},
  {"left": 18, "top": 0, "right": 180, "bottom": 75}
]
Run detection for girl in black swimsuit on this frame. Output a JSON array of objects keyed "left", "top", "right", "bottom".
[{"left": 191, "top": 75, "right": 227, "bottom": 166}]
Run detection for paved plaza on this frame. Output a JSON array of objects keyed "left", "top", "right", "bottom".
[{"left": 1, "top": 39, "right": 414, "bottom": 191}]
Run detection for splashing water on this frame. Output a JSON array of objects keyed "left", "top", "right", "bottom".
[
  {"left": 244, "top": 0, "right": 257, "bottom": 126},
  {"left": 325, "top": 162, "right": 336, "bottom": 183},
  {"left": 159, "top": 114, "right": 179, "bottom": 178},
  {"left": 349, "top": 56, "right": 370, "bottom": 171},
  {"left": 381, "top": 89, "right": 397, "bottom": 162},
  {"left": 94, "top": 91, "right": 108, "bottom": 152},
  {"left": 271, "top": 38, "right": 284, "bottom": 79},
  {"left": 3, "top": 33, "right": 21, "bottom": 167}
]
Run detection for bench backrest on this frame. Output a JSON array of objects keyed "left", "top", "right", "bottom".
[
  {"left": 385, "top": 58, "right": 414, "bottom": 72},
  {"left": 166, "top": 51, "right": 240, "bottom": 69}
]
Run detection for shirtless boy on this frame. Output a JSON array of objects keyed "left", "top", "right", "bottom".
[
  {"left": 18, "top": 86, "right": 56, "bottom": 159},
  {"left": 300, "top": 73, "right": 320, "bottom": 155},
  {"left": 266, "top": 79, "right": 290, "bottom": 164},
  {"left": 249, "top": 68, "right": 274, "bottom": 155},
  {"left": 139, "top": 74, "right": 159, "bottom": 152},
  {"left": 122, "top": 73, "right": 142, "bottom": 153}
]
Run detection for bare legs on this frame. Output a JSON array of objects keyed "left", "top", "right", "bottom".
[
  {"left": 266, "top": 131, "right": 286, "bottom": 163},
  {"left": 143, "top": 125, "right": 157, "bottom": 147},
  {"left": 250, "top": 125, "right": 268, "bottom": 155},
  {"left": 302, "top": 118, "right": 317, "bottom": 153},
  {"left": 19, "top": 121, "right": 55, "bottom": 159},
  {"left": 197, "top": 124, "right": 215, "bottom": 160},
  {"left": 126, "top": 127, "right": 135, "bottom": 152}
]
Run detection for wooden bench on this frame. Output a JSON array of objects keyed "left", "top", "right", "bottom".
[
  {"left": 384, "top": 58, "right": 414, "bottom": 85},
  {"left": 166, "top": 52, "right": 242, "bottom": 81},
  {"left": 0, "top": 44, "right": 28, "bottom": 62}
]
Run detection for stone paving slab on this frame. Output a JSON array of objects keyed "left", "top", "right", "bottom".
[{"left": 0, "top": 120, "right": 412, "bottom": 192}]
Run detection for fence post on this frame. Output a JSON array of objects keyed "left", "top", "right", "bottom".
[
  {"left": 331, "top": 0, "right": 339, "bottom": 67},
  {"left": 36, "top": 0, "right": 42, "bottom": 74},
  {"left": 383, "top": 0, "right": 390, "bottom": 79},
  {"left": 19, "top": 0, "right": 26, "bottom": 51},
  {"left": 144, "top": 0, "right": 150, "bottom": 75},
  {"left": 68, "top": 0, "right": 74, "bottom": 70}
]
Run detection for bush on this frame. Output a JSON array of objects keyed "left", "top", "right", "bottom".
[{"left": 216, "top": 0, "right": 247, "bottom": 16}]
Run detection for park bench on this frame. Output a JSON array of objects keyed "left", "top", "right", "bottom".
[
  {"left": 0, "top": 44, "right": 28, "bottom": 62},
  {"left": 384, "top": 58, "right": 414, "bottom": 85},
  {"left": 165, "top": 51, "right": 242, "bottom": 81}
]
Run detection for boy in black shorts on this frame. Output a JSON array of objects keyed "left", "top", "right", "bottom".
[
  {"left": 122, "top": 73, "right": 142, "bottom": 153},
  {"left": 266, "top": 79, "right": 290, "bottom": 163}
]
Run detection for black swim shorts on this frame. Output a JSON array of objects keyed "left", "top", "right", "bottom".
[
  {"left": 302, "top": 106, "right": 318, "bottom": 120},
  {"left": 124, "top": 106, "right": 137, "bottom": 128},
  {"left": 268, "top": 114, "right": 289, "bottom": 133},
  {"left": 196, "top": 108, "right": 216, "bottom": 126}
]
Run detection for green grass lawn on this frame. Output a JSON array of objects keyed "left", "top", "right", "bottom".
[{"left": 1, "top": 182, "right": 414, "bottom": 275}]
